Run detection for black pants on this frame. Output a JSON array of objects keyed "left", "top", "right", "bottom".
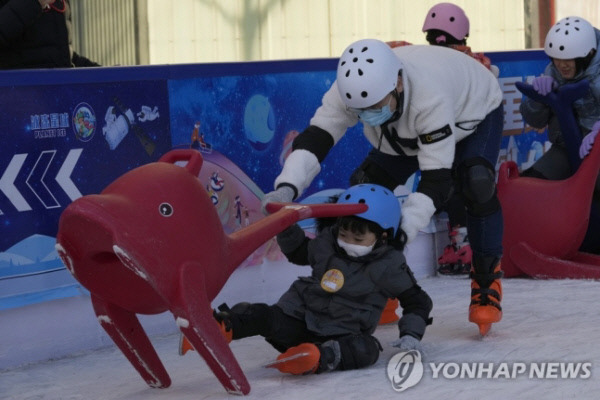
[{"left": 230, "top": 303, "right": 381, "bottom": 371}]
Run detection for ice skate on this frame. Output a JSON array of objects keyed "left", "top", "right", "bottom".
[
  {"left": 179, "top": 319, "right": 232, "bottom": 355},
  {"left": 264, "top": 343, "right": 320, "bottom": 375},
  {"left": 378, "top": 298, "right": 399, "bottom": 324},
  {"left": 468, "top": 255, "right": 503, "bottom": 336}
]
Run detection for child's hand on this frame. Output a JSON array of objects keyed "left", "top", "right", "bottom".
[{"left": 391, "top": 335, "right": 422, "bottom": 352}]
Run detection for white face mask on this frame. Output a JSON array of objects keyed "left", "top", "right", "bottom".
[{"left": 337, "top": 238, "right": 375, "bottom": 257}]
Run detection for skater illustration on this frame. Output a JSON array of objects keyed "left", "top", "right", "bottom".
[
  {"left": 206, "top": 184, "right": 218, "bottom": 205},
  {"left": 209, "top": 171, "right": 225, "bottom": 192},
  {"left": 243, "top": 205, "right": 250, "bottom": 227},
  {"left": 233, "top": 195, "right": 244, "bottom": 227},
  {"left": 191, "top": 121, "right": 212, "bottom": 153}
]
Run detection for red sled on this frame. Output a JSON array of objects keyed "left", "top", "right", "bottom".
[{"left": 55, "top": 149, "right": 366, "bottom": 395}]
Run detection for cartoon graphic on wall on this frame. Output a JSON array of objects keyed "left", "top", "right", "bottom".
[
  {"left": 102, "top": 106, "right": 134, "bottom": 150},
  {"left": 137, "top": 105, "right": 160, "bottom": 122},
  {"left": 101, "top": 97, "right": 158, "bottom": 156},
  {"left": 206, "top": 184, "right": 219, "bottom": 205},
  {"left": 196, "top": 150, "right": 284, "bottom": 268},
  {"left": 72, "top": 102, "right": 96, "bottom": 142},
  {"left": 279, "top": 130, "right": 299, "bottom": 167},
  {"left": 244, "top": 94, "right": 275, "bottom": 151},
  {"left": 168, "top": 71, "right": 370, "bottom": 199},
  {"left": 0, "top": 79, "right": 171, "bottom": 309},
  {"left": 191, "top": 121, "right": 213, "bottom": 153},
  {"left": 209, "top": 171, "right": 225, "bottom": 192}
]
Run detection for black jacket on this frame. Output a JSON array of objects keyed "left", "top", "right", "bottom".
[
  {"left": 0, "top": 0, "right": 99, "bottom": 69},
  {"left": 276, "top": 224, "right": 432, "bottom": 339}
]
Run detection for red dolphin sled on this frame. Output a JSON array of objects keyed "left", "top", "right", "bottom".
[
  {"left": 498, "top": 81, "right": 600, "bottom": 279},
  {"left": 55, "top": 149, "right": 367, "bottom": 395}
]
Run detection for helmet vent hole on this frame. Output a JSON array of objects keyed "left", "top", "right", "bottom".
[
  {"left": 344, "top": 194, "right": 351, "bottom": 200},
  {"left": 353, "top": 57, "right": 358, "bottom": 62},
  {"left": 575, "top": 27, "right": 580, "bottom": 31},
  {"left": 349, "top": 48, "right": 354, "bottom": 54},
  {"left": 559, "top": 45, "right": 565, "bottom": 51},
  {"left": 565, "top": 30, "right": 569, "bottom": 35},
  {"left": 361, "top": 91, "right": 368, "bottom": 98},
  {"left": 358, "top": 199, "right": 366, "bottom": 204},
  {"left": 361, "top": 46, "right": 368, "bottom": 52},
  {"left": 345, "top": 70, "right": 350, "bottom": 77},
  {"left": 450, "top": 17, "right": 455, "bottom": 22},
  {"left": 345, "top": 93, "right": 352, "bottom": 100},
  {"left": 366, "top": 58, "right": 374, "bottom": 63},
  {"left": 358, "top": 69, "right": 363, "bottom": 76},
  {"left": 341, "top": 61, "right": 346, "bottom": 66},
  {"left": 431, "top": 12, "right": 436, "bottom": 18}
]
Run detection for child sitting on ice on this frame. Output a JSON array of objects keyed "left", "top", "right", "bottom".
[{"left": 182, "top": 184, "right": 432, "bottom": 374}]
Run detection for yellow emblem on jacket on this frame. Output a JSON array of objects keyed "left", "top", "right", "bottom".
[{"left": 320, "top": 269, "right": 344, "bottom": 293}]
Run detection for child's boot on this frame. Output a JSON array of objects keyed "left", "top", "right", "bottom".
[
  {"left": 266, "top": 340, "right": 341, "bottom": 375},
  {"left": 179, "top": 303, "right": 236, "bottom": 355},
  {"left": 468, "top": 254, "right": 503, "bottom": 336},
  {"left": 266, "top": 343, "right": 321, "bottom": 375},
  {"left": 378, "top": 298, "right": 399, "bottom": 324}
]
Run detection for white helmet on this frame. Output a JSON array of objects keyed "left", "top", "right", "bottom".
[
  {"left": 544, "top": 16, "right": 597, "bottom": 59},
  {"left": 336, "top": 39, "right": 403, "bottom": 109}
]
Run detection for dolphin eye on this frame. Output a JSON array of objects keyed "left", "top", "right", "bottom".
[{"left": 159, "top": 203, "right": 173, "bottom": 217}]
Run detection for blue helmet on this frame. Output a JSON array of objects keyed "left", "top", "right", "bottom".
[{"left": 336, "top": 184, "right": 401, "bottom": 235}]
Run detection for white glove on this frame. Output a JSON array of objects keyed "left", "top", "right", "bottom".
[
  {"left": 400, "top": 192, "right": 436, "bottom": 243},
  {"left": 261, "top": 186, "right": 295, "bottom": 214},
  {"left": 391, "top": 335, "right": 423, "bottom": 352}
]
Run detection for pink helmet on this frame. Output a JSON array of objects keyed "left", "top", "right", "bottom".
[{"left": 422, "top": 3, "right": 470, "bottom": 41}]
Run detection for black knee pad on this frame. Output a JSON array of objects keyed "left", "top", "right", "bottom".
[
  {"left": 457, "top": 158, "right": 500, "bottom": 217},
  {"left": 337, "top": 334, "right": 382, "bottom": 371}
]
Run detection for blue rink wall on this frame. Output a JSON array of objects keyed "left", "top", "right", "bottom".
[{"left": 0, "top": 50, "right": 549, "bottom": 311}]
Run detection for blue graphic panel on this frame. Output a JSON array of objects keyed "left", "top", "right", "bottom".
[{"left": 168, "top": 70, "right": 370, "bottom": 198}]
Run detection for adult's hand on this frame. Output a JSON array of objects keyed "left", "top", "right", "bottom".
[{"left": 579, "top": 120, "right": 600, "bottom": 159}]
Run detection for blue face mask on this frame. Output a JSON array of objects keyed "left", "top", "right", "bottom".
[{"left": 358, "top": 105, "right": 394, "bottom": 127}]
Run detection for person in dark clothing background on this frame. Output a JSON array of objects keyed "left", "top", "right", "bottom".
[{"left": 0, "top": 0, "right": 99, "bottom": 69}]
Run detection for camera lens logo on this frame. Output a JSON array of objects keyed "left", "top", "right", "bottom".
[
  {"left": 72, "top": 102, "right": 96, "bottom": 142},
  {"left": 387, "top": 350, "right": 424, "bottom": 392}
]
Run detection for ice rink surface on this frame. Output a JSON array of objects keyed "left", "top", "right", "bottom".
[{"left": 2, "top": 271, "right": 600, "bottom": 400}]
